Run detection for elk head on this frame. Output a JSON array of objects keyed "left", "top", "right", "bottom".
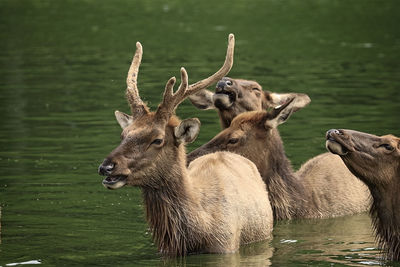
[
  {"left": 98, "top": 34, "right": 235, "bottom": 189},
  {"left": 326, "top": 129, "right": 400, "bottom": 187},
  {"left": 187, "top": 94, "right": 311, "bottom": 171},
  {"left": 188, "top": 76, "right": 308, "bottom": 129}
]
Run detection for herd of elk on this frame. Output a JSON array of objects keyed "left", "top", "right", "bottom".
[
  {"left": 98, "top": 34, "right": 273, "bottom": 256},
  {"left": 98, "top": 34, "right": 398, "bottom": 261},
  {"left": 326, "top": 129, "right": 400, "bottom": 261},
  {"left": 188, "top": 77, "right": 370, "bottom": 220},
  {"left": 187, "top": 95, "right": 370, "bottom": 219}
]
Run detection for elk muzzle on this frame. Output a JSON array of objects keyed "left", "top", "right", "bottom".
[
  {"left": 98, "top": 160, "right": 115, "bottom": 176},
  {"left": 325, "top": 129, "right": 355, "bottom": 156},
  {"left": 213, "top": 79, "right": 237, "bottom": 109},
  {"left": 98, "top": 159, "right": 128, "bottom": 190}
]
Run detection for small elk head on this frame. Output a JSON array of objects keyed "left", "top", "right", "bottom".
[
  {"left": 188, "top": 94, "right": 311, "bottom": 170},
  {"left": 190, "top": 78, "right": 265, "bottom": 110},
  {"left": 326, "top": 129, "right": 400, "bottom": 187},
  {"left": 98, "top": 34, "right": 235, "bottom": 189},
  {"left": 189, "top": 76, "right": 309, "bottom": 129}
]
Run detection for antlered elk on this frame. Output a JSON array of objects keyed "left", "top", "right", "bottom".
[
  {"left": 326, "top": 129, "right": 400, "bottom": 261},
  {"left": 188, "top": 97, "right": 371, "bottom": 220},
  {"left": 98, "top": 34, "right": 273, "bottom": 256},
  {"left": 188, "top": 77, "right": 305, "bottom": 129}
]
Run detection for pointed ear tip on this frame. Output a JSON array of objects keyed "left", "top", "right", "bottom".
[{"left": 300, "top": 96, "right": 311, "bottom": 106}]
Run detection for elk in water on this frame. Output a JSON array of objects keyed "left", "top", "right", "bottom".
[
  {"left": 188, "top": 97, "right": 371, "bottom": 220},
  {"left": 98, "top": 34, "right": 273, "bottom": 256},
  {"left": 326, "top": 129, "right": 400, "bottom": 261}
]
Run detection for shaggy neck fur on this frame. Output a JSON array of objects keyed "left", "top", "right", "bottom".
[
  {"left": 258, "top": 129, "right": 309, "bottom": 220},
  {"left": 341, "top": 155, "right": 400, "bottom": 260},
  {"left": 366, "top": 178, "right": 400, "bottom": 261},
  {"left": 141, "top": 145, "right": 206, "bottom": 256}
]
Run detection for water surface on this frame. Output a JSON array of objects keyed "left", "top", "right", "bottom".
[{"left": 0, "top": 0, "right": 399, "bottom": 266}]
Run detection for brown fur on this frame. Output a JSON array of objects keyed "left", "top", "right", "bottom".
[
  {"left": 102, "top": 113, "right": 273, "bottom": 255},
  {"left": 326, "top": 129, "right": 400, "bottom": 261},
  {"left": 189, "top": 81, "right": 370, "bottom": 219},
  {"left": 99, "top": 35, "right": 273, "bottom": 256},
  {"left": 297, "top": 153, "right": 371, "bottom": 218},
  {"left": 188, "top": 109, "right": 371, "bottom": 220}
]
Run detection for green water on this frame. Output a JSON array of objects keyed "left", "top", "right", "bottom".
[{"left": 0, "top": 0, "right": 399, "bottom": 266}]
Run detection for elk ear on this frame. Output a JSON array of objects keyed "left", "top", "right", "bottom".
[
  {"left": 174, "top": 118, "right": 201, "bottom": 144},
  {"left": 268, "top": 92, "right": 311, "bottom": 112},
  {"left": 188, "top": 89, "right": 215, "bottom": 110},
  {"left": 264, "top": 98, "right": 298, "bottom": 129},
  {"left": 115, "top": 110, "right": 133, "bottom": 129}
]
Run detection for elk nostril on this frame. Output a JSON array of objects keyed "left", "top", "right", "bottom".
[
  {"left": 98, "top": 162, "right": 115, "bottom": 176},
  {"left": 106, "top": 163, "right": 114, "bottom": 172},
  {"left": 329, "top": 129, "right": 339, "bottom": 134},
  {"left": 326, "top": 129, "right": 341, "bottom": 139},
  {"left": 216, "top": 81, "right": 226, "bottom": 91}
]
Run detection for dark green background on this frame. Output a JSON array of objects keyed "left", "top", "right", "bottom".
[{"left": 0, "top": 0, "right": 399, "bottom": 266}]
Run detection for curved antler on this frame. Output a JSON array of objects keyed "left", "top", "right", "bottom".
[
  {"left": 186, "top": 33, "right": 235, "bottom": 95},
  {"left": 126, "top": 42, "right": 150, "bottom": 119},
  {"left": 156, "top": 34, "right": 235, "bottom": 124}
]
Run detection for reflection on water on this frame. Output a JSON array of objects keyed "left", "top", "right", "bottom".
[
  {"left": 5, "top": 260, "right": 41, "bottom": 266},
  {"left": 1, "top": 0, "right": 399, "bottom": 266},
  {"left": 161, "top": 241, "right": 274, "bottom": 267},
  {"left": 272, "top": 214, "right": 380, "bottom": 266}
]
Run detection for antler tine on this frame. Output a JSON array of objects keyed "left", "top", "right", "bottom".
[
  {"left": 163, "top": 34, "right": 235, "bottom": 107},
  {"left": 156, "top": 68, "right": 188, "bottom": 122},
  {"left": 126, "top": 42, "right": 149, "bottom": 118},
  {"left": 184, "top": 33, "right": 235, "bottom": 97},
  {"left": 155, "top": 34, "right": 235, "bottom": 124},
  {"left": 173, "top": 67, "right": 189, "bottom": 103}
]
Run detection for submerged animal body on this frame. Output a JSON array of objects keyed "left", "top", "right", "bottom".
[
  {"left": 98, "top": 34, "right": 273, "bottom": 256},
  {"left": 188, "top": 97, "right": 371, "bottom": 220}
]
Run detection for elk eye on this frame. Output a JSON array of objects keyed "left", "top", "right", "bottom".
[
  {"left": 379, "top": 144, "right": 394, "bottom": 151},
  {"left": 151, "top": 139, "right": 163, "bottom": 146},
  {"left": 252, "top": 87, "right": 261, "bottom": 91},
  {"left": 226, "top": 80, "right": 233, "bottom": 86},
  {"left": 228, "top": 138, "right": 239, "bottom": 145}
]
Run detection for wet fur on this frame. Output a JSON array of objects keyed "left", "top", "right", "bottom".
[
  {"left": 108, "top": 115, "right": 273, "bottom": 256},
  {"left": 99, "top": 35, "right": 273, "bottom": 256}
]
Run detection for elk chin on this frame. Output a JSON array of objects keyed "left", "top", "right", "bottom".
[
  {"left": 213, "top": 93, "right": 234, "bottom": 109},
  {"left": 326, "top": 140, "right": 348, "bottom": 156},
  {"left": 102, "top": 175, "right": 128, "bottom": 190}
]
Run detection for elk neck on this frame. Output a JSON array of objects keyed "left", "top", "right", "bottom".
[
  {"left": 367, "top": 175, "right": 400, "bottom": 260},
  {"left": 140, "top": 144, "right": 207, "bottom": 256},
  {"left": 258, "top": 128, "right": 309, "bottom": 220},
  {"left": 218, "top": 109, "right": 235, "bottom": 129}
]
